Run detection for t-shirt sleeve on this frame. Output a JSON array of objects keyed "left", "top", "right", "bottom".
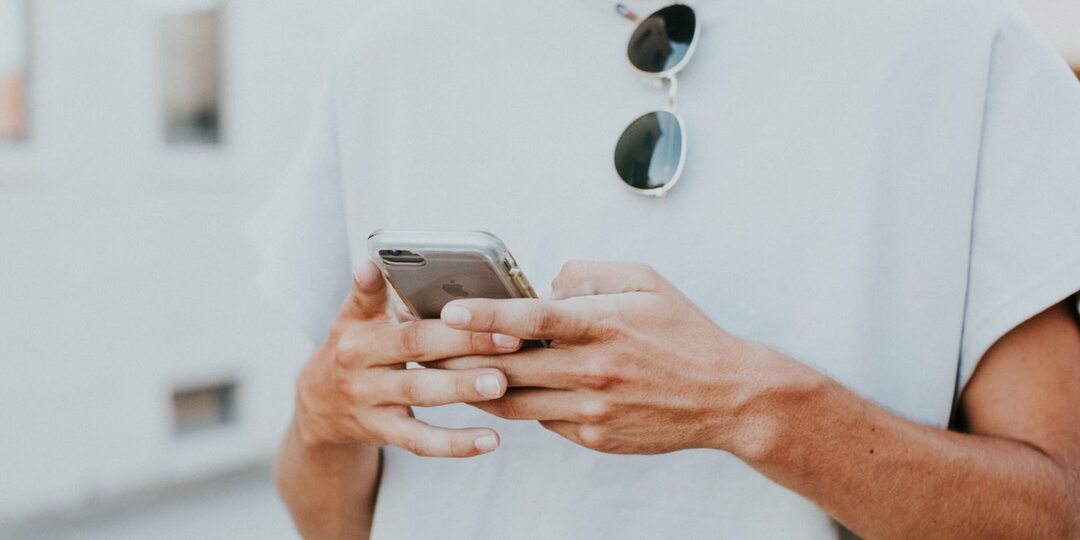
[
  {"left": 245, "top": 85, "right": 353, "bottom": 344},
  {"left": 958, "top": 11, "right": 1080, "bottom": 393}
]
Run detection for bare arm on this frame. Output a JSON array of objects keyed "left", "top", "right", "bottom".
[
  {"left": 433, "top": 262, "right": 1080, "bottom": 539},
  {"left": 744, "top": 298, "right": 1080, "bottom": 538},
  {"left": 275, "top": 261, "right": 518, "bottom": 539},
  {"left": 275, "top": 347, "right": 381, "bottom": 540}
]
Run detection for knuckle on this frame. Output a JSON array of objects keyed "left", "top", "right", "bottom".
[
  {"left": 552, "top": 261, "right": 587, "bottom": 296},
  {"left": 397, "top": 322, "right": 425, "bottom": 358},
  {"left": 579, "top": 400, "right": 613, "bottom": 424},
  {"left": 331, "top": 339, "right": 362, "bottom": 369},
  {"left": 399, "top": 375, "right": 423, "bottom": 404},
  {"left": 527, "top": 306, "right": 557, "bottom": 336},
  {"left": 578, "top": 426, "right": 611, "bottom": 452},
  {"left": 559, "top": 260, "right": 587, "bottom": 279},
  {"left": 577, "top": 358, "right": 621, "bottom": 390},
  {"left": 333, "top": 372, "right": 362, "bottom": 403}
]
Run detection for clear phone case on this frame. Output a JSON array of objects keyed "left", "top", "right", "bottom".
[{"left": 367, "top": 230, "right": 539, "bottom": 320}]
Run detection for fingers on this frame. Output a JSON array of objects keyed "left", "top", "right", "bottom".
[
  {"left": 441, "top": 298, "right": 598, "bottom": 342},
  {"left": 550, "top": 261, "right": 666, "bottom": 300},
  {"left": 425, "top": 348, "right": 580, "bottom": 389},
  {"left": 539, "top": 420, "right": 584, "bottom": 447},
  {"left": 340, "top": 260, "right": 392, "bottom": 321},
  {"left": 471, "top": 388, "right": 582, "bottom": 421},
  {"left": 384, "top": 417, "right": 500, "bottom": 458},
  {"left": 389, "top": 292, "right": 417, "bottom": 322},
  {"left": 373, "top": 368, "right": 507, "bottom": 407},
  {"left": 355, "top": 320, "right": 522, "bottom": 365}
]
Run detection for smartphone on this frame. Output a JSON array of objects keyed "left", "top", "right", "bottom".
[{"left": 367, "top": 229, "right": 541, "bottom": 323}]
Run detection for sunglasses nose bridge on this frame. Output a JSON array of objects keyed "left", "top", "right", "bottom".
[{"left": 668, "top": 75, "right": 679, "bottom": 112}]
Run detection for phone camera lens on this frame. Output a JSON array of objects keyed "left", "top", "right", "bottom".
[{"left": 380, "top": 249, "right": 424, "bottom": 266}]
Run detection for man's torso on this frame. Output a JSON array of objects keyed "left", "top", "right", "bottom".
[{"left": 328, "top": 0, "right": 1000, "bottom": 537}]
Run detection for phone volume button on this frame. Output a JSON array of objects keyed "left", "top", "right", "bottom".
[{"left": 512, "top": 274, "right": 536, "bottom": 298}]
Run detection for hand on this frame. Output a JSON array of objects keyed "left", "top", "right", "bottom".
[
  {"left": 430, "top": 261, "right": 818, "bottom": 457},
  {"left": 292, "top": 260, "right": 524, "bottom": 457}
]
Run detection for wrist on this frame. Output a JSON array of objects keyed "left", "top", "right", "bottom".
[{"left": 718, "top": 344, "right": 833, "bottom": 465}]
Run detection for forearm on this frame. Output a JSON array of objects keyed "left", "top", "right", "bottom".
[
  {"left": 275, "top": 417, "right": 381, "bottom": 540},
  {"left": 733, "top": 358, "right": 1074, "bottom": 539}
]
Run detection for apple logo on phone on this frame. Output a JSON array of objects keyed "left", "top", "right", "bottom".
[{"left": 442, "top": 281, "right": 470, "bottom": 298}]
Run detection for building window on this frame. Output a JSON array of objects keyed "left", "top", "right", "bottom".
[
  {"left": 172, "top": 381, "right": 238, "bottom": 435},
  {"left": 0, "top": 0, "right": 29, "bottom": 141},
  {"left": 161, "top": 6, "right": 223, "bottom": 145}
]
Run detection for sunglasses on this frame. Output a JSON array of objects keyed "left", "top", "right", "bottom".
[{"left": 613, "top": 3, "right": 699, "bottom": 197}]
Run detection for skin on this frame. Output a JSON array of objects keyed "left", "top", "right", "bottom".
[
  {"left": 276, "top": 261, "right": 521, "bottom": 539},
  {"left": 277, "top": 260, "right": 1080, "bottom": 539}
]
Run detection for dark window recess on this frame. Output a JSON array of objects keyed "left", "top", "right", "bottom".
[
  {"left": 161, "top": 8, "right": 223, "bottom": 145},
  {"left": 172, "top": 381, "right": 237, "bottom": 435}
]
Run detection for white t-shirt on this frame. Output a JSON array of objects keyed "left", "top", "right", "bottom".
[{"left": 249, "top": 0, "right": 1080, "bottom": 537}]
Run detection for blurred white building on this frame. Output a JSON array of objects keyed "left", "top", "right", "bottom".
[
  {"left": 0, "top": 0, "right": 362, "bottom": 526},
  {"left": 0, "top": 0, "right": 1076, "bottom": 532}
]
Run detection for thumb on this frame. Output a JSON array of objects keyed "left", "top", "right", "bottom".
[
  {"left": 339, "top": 259, "right": 392, "bottom": 321},
  {"left": 550, "top": 261, "right": 665, "bottom": 300}
]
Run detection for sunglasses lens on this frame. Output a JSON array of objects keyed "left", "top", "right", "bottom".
[
  {"left": 615, "top": 111, "right": 684, "bottom": 192},
  {"left": 627, "top": 5, "right": 696, "bottom": 74}
]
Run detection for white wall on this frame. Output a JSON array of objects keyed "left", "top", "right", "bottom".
[{"left": 0, "top": 0, "right": 362, "bottom": 523}]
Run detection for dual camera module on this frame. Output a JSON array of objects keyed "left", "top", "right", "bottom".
[{"left": 379, "top": 249, "right": 425, "bottom": 266}]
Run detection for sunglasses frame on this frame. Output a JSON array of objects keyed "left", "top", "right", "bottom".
[{"left": 615, "top": 3, "right": 700, "bottom": 198}]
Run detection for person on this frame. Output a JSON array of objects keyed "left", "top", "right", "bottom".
[{"left": 248, "top": 0, "right": 1080, "bottom": 538}]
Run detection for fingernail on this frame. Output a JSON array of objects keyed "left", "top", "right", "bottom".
[
  {"left": 442, "top": 305, "right": 471, "bottom": 326},
  {"left": 475, "top": 374, "right": 502, "bottom": 398},
  {"left": 474, "top": 435, "right": 499, "bottom": 453},
  {"left": 492, "top": 333, "right": 521, "bottom": 350}
]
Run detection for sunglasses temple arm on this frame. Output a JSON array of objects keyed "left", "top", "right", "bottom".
[{"left": 615, "top": 3, "right": 640, "bottom": 22}]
